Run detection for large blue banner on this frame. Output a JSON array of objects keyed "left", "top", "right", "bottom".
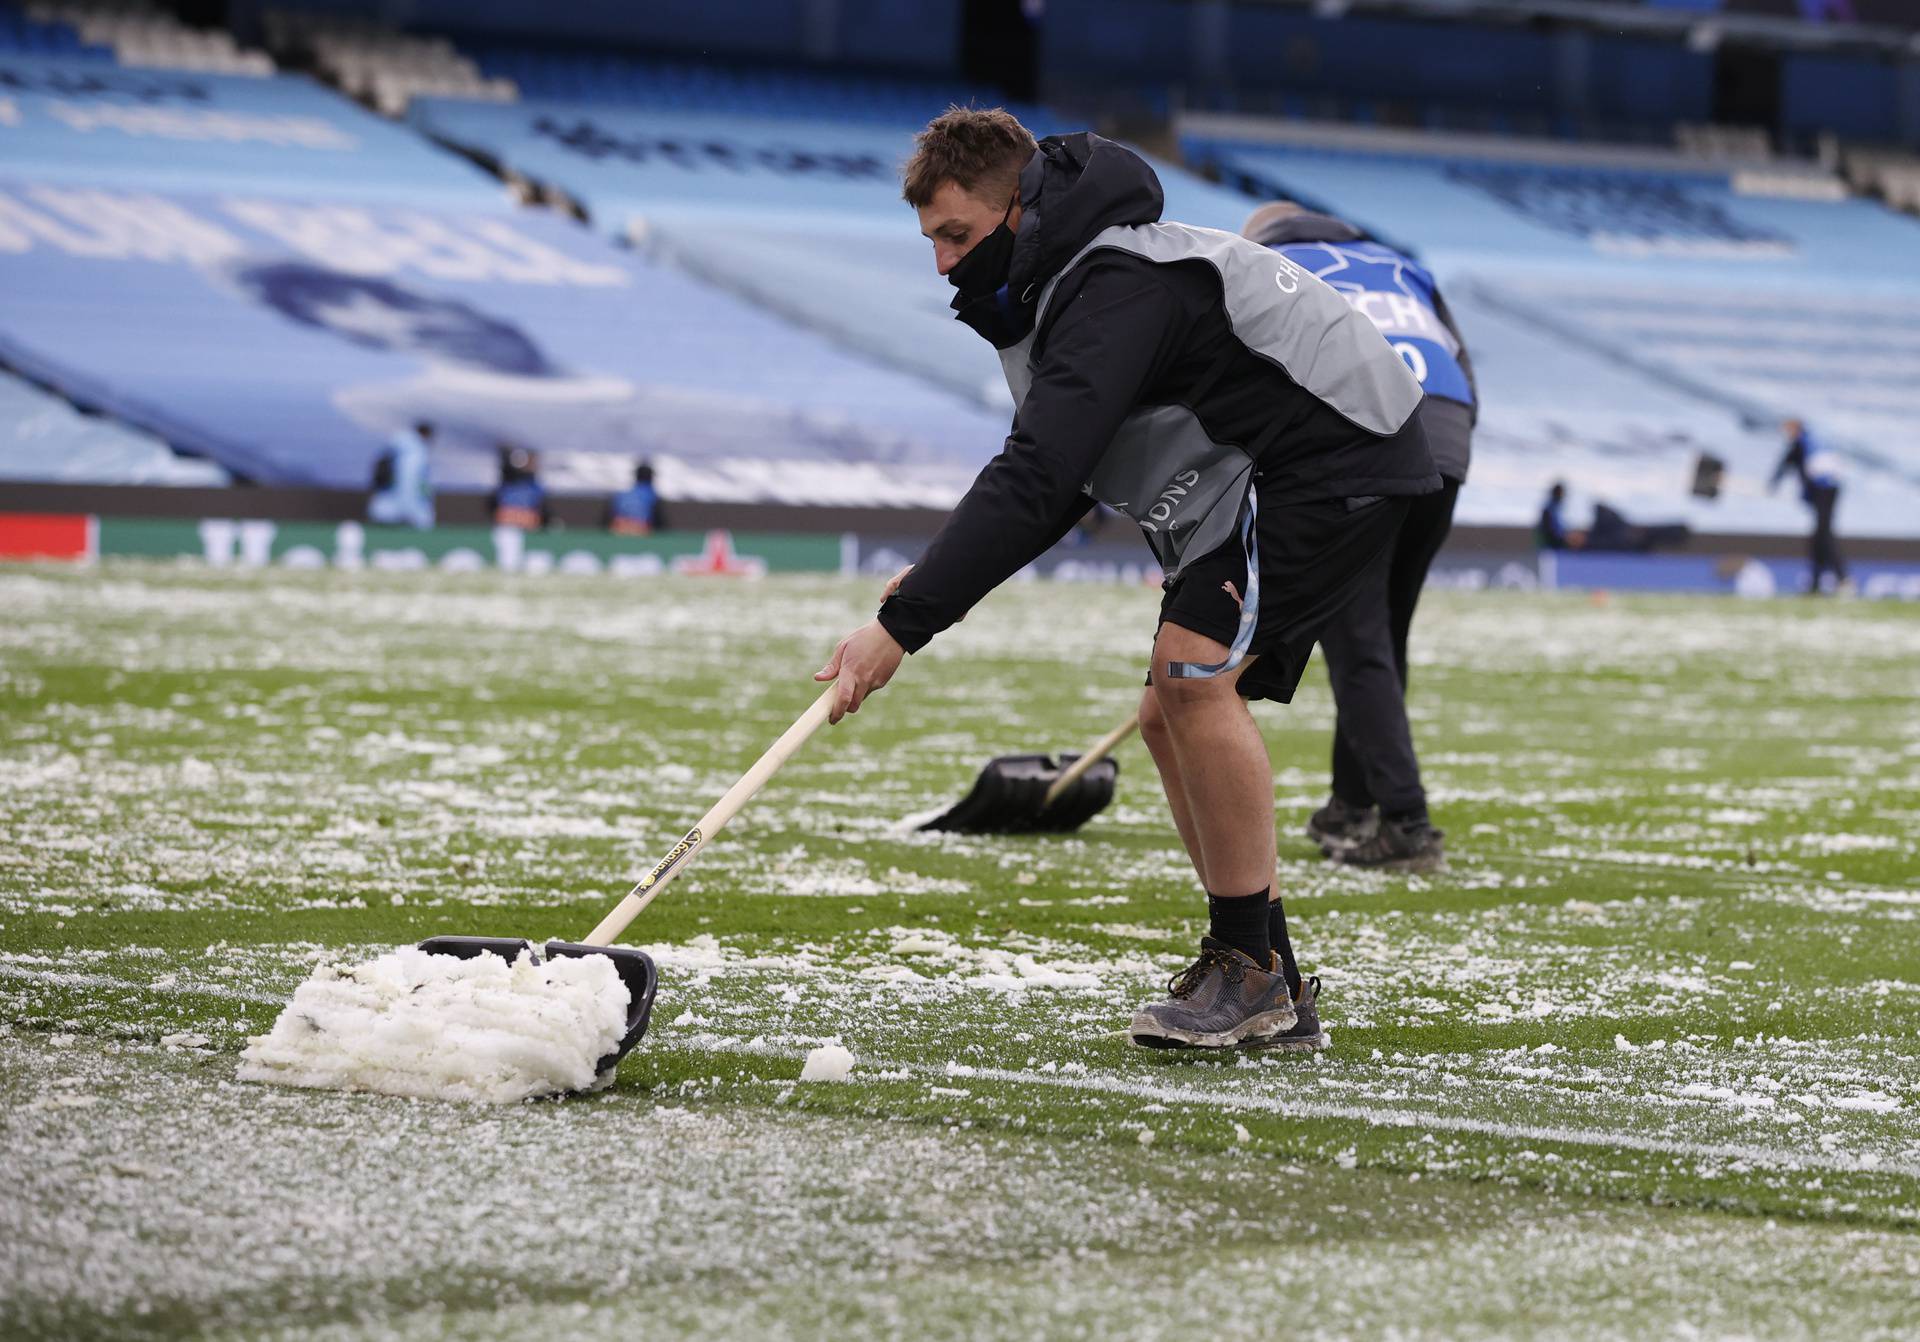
[
  {"left": 0, "top": 177, "right": 1005, "bottom": 497},
  {"left": 0, "top": 56, "right": 501, "bottom": 205}
]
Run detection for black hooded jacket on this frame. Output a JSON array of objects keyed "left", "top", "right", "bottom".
[{"left": 877, "top": 134, "right": 1439, "bottom": 654}]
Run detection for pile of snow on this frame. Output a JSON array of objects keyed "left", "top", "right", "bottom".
[
  {"left": 237, "top": 946, "right": 629, "bottom": 1104},
  {"left": 799, "top": 1042, "right": 855, "bottom": 1082}
]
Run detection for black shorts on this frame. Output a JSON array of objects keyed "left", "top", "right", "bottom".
[{"left": 1152, "top": 493, "right": 1409, "bottom": 703}]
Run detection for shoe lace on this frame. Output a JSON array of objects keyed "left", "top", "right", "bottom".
[{"left": 1166, "top": 945, "right": 1243, "bottom": 998}]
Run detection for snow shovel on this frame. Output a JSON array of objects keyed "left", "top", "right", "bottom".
[
  {"left": 917, "top": 712, "right": 1139, "bottom": 835},
  {"left": 419, "top": 684, "right": 837, "bottom": 1080}
]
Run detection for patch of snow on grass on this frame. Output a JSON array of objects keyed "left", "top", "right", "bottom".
[{"left": 799, "top": 1042, "right": 855, "bottom": 1082}]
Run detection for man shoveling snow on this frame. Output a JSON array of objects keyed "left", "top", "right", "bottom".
[
  {"left": 238, "top": 945, "right": 630, "bottom": 1104},
  {"left": 818, "top": 110, "right": 1434, "bottom": 1051},
  {"left": 235, "top": 657, "right": 844, "bottom": 1105}
]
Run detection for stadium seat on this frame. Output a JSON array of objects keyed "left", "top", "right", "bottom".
[
  {"left": 407, "top": 96, "right": 1261, "bottom": 414},
  {"left": 0, "top": 6, "right": 111, "bottom": 59},
  {"left": 1179, "top": 119, "right": 1920, "bottom": 535},
  {"left": 0, "top": 50, "right": 1012, "bottom": 497},
  {"left": 0, "top": 366, "right": 229, "bottom": 484},
  {"left": 456, "top": 42, "right": 1034, "bottom": 126},
  {"left": 0, "top": 51, "right": 507, "bottom": 203},
  {"left": 259, "top": 10, "right": 514, "bottom": 114},
  {"left": 27, "top": 0, "right": 275, "bottom": 75}
]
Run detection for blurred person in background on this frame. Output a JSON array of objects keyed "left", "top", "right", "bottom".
[
  {"left": 1535, "top": 482, "right": 1682, "bottom": 554},
  {"left": 817, "top": 109, "right": 1438, "bottom": 1053},
  {"left": 605, "top": 460, "right": 662, "bottom": 535},
  {"left": 367, "top": 420, "right": 435, "bottom": 530},
  {"left": 1244, "top": 201, "right": 1474, "bottom": 874},
  {"left": 1536, "top": 480, "right": 1579, "bottom": 551},
  {"left": 1771, "top": 418, "right": 1849, "bottom": 594},
  {"left": 490, "top": 444, "right": 550, "bottom": 530}
]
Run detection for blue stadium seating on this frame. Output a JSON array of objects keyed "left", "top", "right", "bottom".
[
  {"left": 0, "top": 168, "right": 1012, "bottom": 494},
  {"left": 0, "top": 51, "right": 1012, "bottom": 496},
  {"left": 9, "top": 10, "right": 1914, "bottom": 536},
  {"left": 1038, "top": 0, "right": 1717, "bottom": 142},
  {"left": 0, "top": 54, "right": 503, "bottom": 204},
  {"left": 0, "top": 366, "right": 228, "bottom": 484},
  {"left": 1183, "top": 130, "right": 1920, "bottom": 535},
  {"left": 464, "top": 45, "right": 1028, "bottom": 125},
  {"left": 0, "top": 8, "right": 112, "bottom": 61},
  {"left": 0, "top": 49, "right": 508, "bottom": 483},
  {"left": 408, "top": 97, "right": 1263, "bottom": 410},
  {"left": 267, "top": 0, "right": 963, "bottom": 73}
]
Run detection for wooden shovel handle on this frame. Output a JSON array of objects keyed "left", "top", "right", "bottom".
[
  {"left": 583, "top": 685, "right": 837, "bottom": 947},
  {"left": 1041, "top": 712, "right": 1141, "bottom": 810}
]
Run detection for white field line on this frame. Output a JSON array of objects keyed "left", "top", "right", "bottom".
[
  {"left": 938, "top": 1062, "right": 1920, "bottom": 1180},
  {"left": 1487, "top": 850, "right": 1919, "bottom": 896},
  {"left": 672, "top": 1037, "right": 1920, "bottom": 1182}
]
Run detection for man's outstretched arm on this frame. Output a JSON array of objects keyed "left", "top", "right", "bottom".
[
  {"left": 1770, "top": 438, "right": 1803, "bottom": 491},
  {"left": 817, "top": 260, "right": 1187, "bottom": 722},
  {"left": 878, "top": 261, "right": 1186, "bottom": 651}
]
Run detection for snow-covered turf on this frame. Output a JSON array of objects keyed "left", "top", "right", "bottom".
[
  {"left": 6, "top": 1030, "right": 1918, "bottom": 1341},
  {"left": 2, "top": 565, "right": 1917, "bottom": 1337}
]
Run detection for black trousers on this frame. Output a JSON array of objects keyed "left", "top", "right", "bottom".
[
  {"left": 1318, "top": 479, "right": 1460, "bottom": 817},
  {"left": 1808, "top": 485, "right": 1847, "bottom": 592}
]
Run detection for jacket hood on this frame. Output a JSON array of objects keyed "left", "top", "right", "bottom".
[
  {"left": 1008, "top": 132, "right": 1164, "bottom": 301},
  {"left": 1245, "top": 209, "right": 1365, "bottom": 248}
]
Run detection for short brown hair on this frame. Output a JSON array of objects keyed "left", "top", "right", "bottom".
[{"left": 902, "top": 106, "right": 1037, "bottom": 208}]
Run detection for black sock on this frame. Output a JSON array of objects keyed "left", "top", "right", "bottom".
[
  {"left": 1267, "top": 897, "right": 1303, "bottom": 997},
  {"left": 1207, "top": 888, "right": 1271, "bottom": 966},
  {"left": 1383, "top": 806, "right": 1429, "bottom": 831}
]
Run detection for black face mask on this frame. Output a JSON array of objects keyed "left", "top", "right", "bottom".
[{"left": 947, "top": 193, "right": 1018, "bottom": 301}]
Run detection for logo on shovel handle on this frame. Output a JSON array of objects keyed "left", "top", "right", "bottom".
[{"left": 637, "top": 828, "right": 702, "bottom": 892}]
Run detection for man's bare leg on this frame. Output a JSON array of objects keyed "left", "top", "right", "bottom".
[
  {"left": 1146, "top": 623, "right": 1276, "bottom": 896},
  {"left": 1137, "top": 684, "right": 1207, "bottom": 886},
  {"left": 1141, "top": 681, "right": 1286, "bottom": 910},
  {"left": 1127, "top": 624, "right": 1297, "bottom": 1048}
]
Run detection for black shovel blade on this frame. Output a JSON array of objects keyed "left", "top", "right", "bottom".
[
  {"left": 1034, "top": 752, "right": 1121, "bottom": 832},
  {"left": 916, "top": 752, "right": 1120, "bottom": 835},
  {"left": 415, "top": 935, "right": 659, "bottom": 1081},
  {"left": 417, "top": 935, "right": 538, "bottom": 962}
]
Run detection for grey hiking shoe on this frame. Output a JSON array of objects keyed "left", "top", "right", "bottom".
[
  {"left": 1243, "top": 975, "right": 1329, "bottom": 1052},
  {"left": 1332, "top": 816, "right": 1447, "bottom": 874},
  {"left": 1129, "top": 938, "right": 1297, "bottom": 1050},
  {"left": 1307, "top": 796, "right": 1377, "bottom": 854}
]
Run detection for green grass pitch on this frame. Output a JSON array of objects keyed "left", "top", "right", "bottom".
[{"left": 3, "top": 564, "right": 1917, "bottom": 1339}]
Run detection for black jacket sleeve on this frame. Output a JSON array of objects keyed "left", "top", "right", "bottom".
[{"left": 876, "top": 258, "right": 1189, "bottom": 652}]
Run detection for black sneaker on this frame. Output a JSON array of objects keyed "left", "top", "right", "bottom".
[
  {"left": 1243, "top": 976, "right": 1328, "bottom": 1052},
  {"left": 1129, "top": 938, "right": 1297, "bottom": 1050},
  {"left": 1307, "top": 796, "right": 1377, "bottom": 854},
  {"left": 1332, "top": 816, "right": 1446, "bottom": 874}
]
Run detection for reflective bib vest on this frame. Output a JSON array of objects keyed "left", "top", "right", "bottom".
[{"left": 998, "top": 221, "right": 1423, "bottom": 579}]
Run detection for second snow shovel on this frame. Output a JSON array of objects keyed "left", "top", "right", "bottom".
[
  {"left": 917, "top": 712, "right": 1139, "bottom": 835},
  {"left": 418, "top": 684, "right": 837, "bottom": 1081}
]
